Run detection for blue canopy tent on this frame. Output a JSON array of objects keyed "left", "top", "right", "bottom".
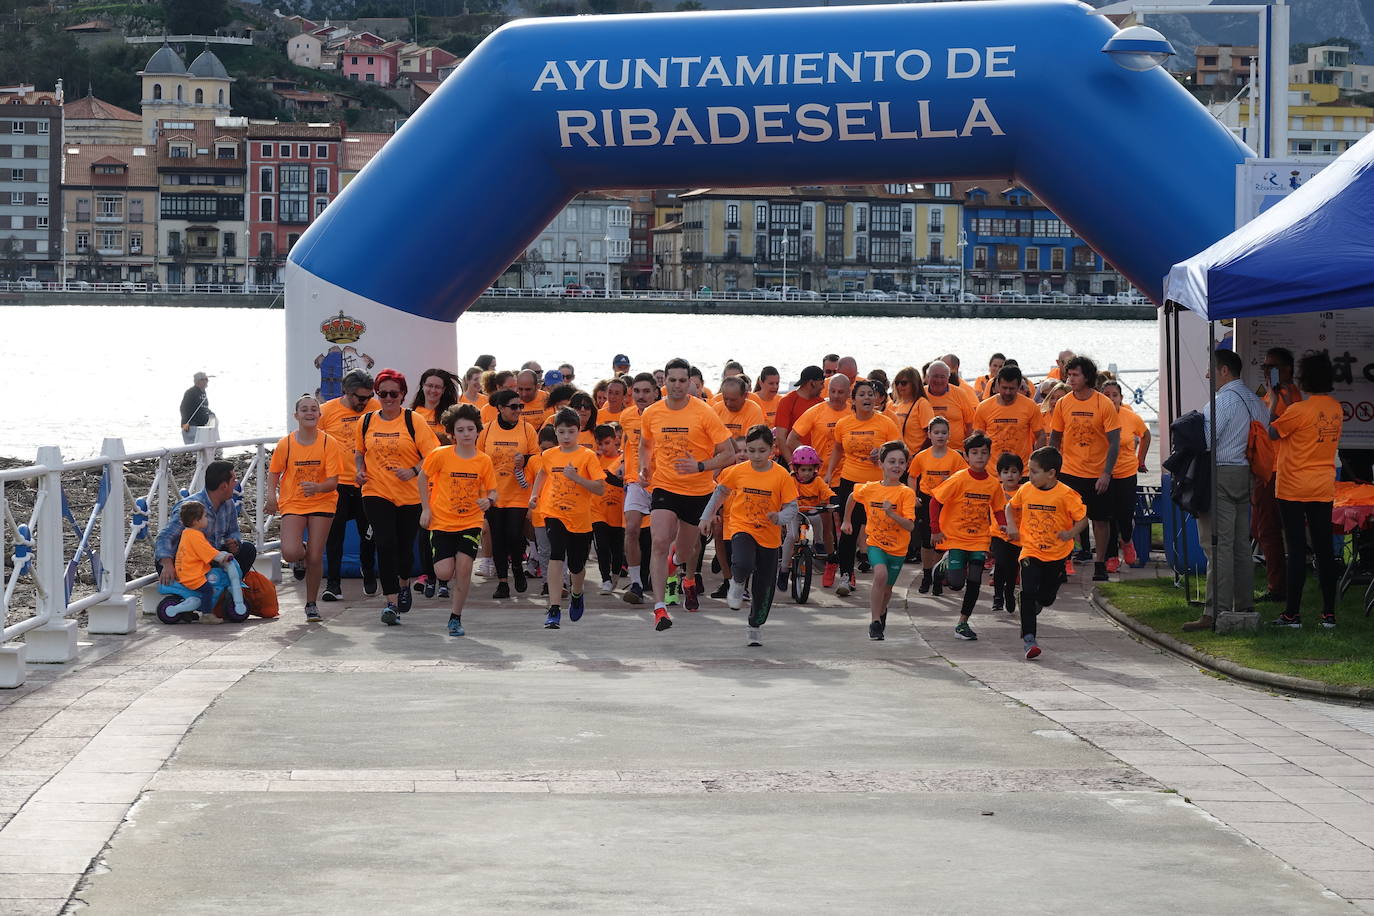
[
  {"left": 1166, "top": 130, "right": 1374, "bottom": 319},
  {"left": 1159, "top": 131, "right": 1374, "bottom": 618}
]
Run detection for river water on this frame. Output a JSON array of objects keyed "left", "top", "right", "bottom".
[{"left": 3, "top": 306, "right": 1159, "bottom": 459}]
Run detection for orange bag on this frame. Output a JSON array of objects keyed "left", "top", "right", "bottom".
[
  {"left": 213, "top": 568, "right": 280, "bottom": 619},
  {"left": 1247, "top": 420, "right": 1277, "bottom": 483}
]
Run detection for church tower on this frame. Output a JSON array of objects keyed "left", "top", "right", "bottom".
[{"left": 138, "top": 43, "right": 233, "bottom": 142}]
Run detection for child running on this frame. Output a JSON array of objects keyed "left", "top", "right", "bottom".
[
  {"left": 929, "top": 433, "right": 1008, "bottom": 641},
  {"left": 989, "top": 452, "right": 1024, "bottom": 616},
  {"left": 841, "top": 441, "right": 916, "bottom": 641},
  {"left": 592, "top": 423, "right": 627, "bottom": 595},
  {"left": 699, "top": 425, "right": 799, "bottom": 646},
  {"left": 909, "top": 416, "right": 967, "bottom": 596},
  {"left": 1005, "top": 446, "right": 1088, "bottom": 659},
  {"left": 527, "top": 424, "right": 559, "bottom": 596},
  {"left": 529, "top": 407, "right": 606, "bottom": 629},
  {"left": 419, "top": 404, "right": 497, "bottom": 637},
  {"left": 169, "top": 501, "right": 249, "bottom": 622},
  {"left": 778, "top": 445, "right": 834, "bottom": 592}
]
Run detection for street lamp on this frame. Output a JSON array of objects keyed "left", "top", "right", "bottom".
[
  {"left": 956, "top": 227, "right": 968, "bottom": 300},
  {"left": 604, "top": 230, "right": 612, "bottom": 299}
]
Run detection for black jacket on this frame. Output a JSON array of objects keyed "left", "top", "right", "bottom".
[
  {"left": 180, "top": 386, "right": 211, "bottom": 426},
  {"left": 1163, "top": 410, "right": 1210, "bottom": 515}
]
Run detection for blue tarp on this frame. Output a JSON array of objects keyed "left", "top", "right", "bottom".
[{"left": 1165, "top": 130, "right": 1374, "bottom": 321}]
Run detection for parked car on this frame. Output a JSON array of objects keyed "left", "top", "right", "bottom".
[
  {"left": 960, "top": 292, "right": 983, "bottom": 302},
  {"left": 534, "top": 285, "right": 563, "bottom": 296},
  {"left": 564, "top": 283, "right": 594, "bottom": 297},
  {"left": 17, "top": 278, "right": 42, "bottom": 290}
]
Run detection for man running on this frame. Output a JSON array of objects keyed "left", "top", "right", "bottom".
[
  {"left": 1048, "top": 356, "right": 1121, "bottom": 581},
  {"left": 773, "top": 366, "right": 825, "bottom": 455},
  {"left": 973, "top": 365, "right": 1045, "bottom": 469},
  {"left": 513, "top": 369, "right": 550, "bottom": 427},
  {"left": 620, "top": 371, "right": 661, "bottom": 604},
  {"left": 639, "top": 358, "right": 735, "bottom": 630},
  {"left": 923, "top": 360, "right": 976, "bottom": 448}
]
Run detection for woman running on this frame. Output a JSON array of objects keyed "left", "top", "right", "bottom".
[
  {"left": 478, "top": 388, "right": 539, "bottom": 598},
  {"left": 824, "top": 379, "right": 900, "bottom": 597},
  {"left": 459, "top": 367, "right": 487, "bottom": 407},
  {"left": 411, "top": 368, "right": 459, "bottom": 599},
  {"left": 887, "top": 366, "right": 935, "bottom": 457},
  {"left": 266, "top": 394, "right": 347, "bottom": 622}
]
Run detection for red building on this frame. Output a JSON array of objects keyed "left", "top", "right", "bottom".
[
  {"left": 246, "top": 122, "right": 343, "bottom": 285},
  {"left": 341, "top": 39, "right": 396, "bottom": 86}
]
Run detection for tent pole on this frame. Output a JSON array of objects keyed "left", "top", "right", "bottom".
[{"left": 1208, "top": 319, "right": 1219, "bottom": 620}]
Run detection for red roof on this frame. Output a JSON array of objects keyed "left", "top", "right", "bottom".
[
  {"left": 343, "top": 132, "right": 390, "bottom": 172},
  {"left": 63, "top": 94, "right": 139, "bottom": 122}
]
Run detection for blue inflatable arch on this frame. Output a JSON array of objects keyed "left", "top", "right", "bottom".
[{"left": 285, "top": 0, "right": 1247, "bottom": 400}]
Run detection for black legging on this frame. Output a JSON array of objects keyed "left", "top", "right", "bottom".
[
  {"left": 1279, "top": 498, "right": 1338, "bottom": 616},
  {"left": 326, "top": 484, "right": 375, "bottom": 581},
  {"left": 834, "top": 478, "right": 867, "bottom": 576},
  {"left": 945, "top": 553, "right": 987, "bottom": 618},
  {"left": 1104, "top": 475, "right": 1137, "bottom": 557},
  {"left": 486, "top": 506, "right": 528, "bottom": 580},
  {"left": 730, "top": 532, "right": 779, "bottom": 627},
  {"left": 1019, "top": 556, "right": 1067, "bottom": 639},
  {"left": 362, "top": 496, "right": 420, "bottom": 597},
  {"left": 593, "top": 521, "right": 626, "bottom": 583},
  {"left": 990, "top": 537, "right": 1019, "bottom": 611}
]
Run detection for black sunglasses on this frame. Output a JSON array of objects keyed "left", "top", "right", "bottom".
[
  {"left": 350, "top": 390, "right": 374, "bottom": 399},
  {"left": 376, "top": 389, "right": 403, "bottom": 399}
]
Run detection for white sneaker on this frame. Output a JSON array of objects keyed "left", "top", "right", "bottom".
[
  {"left": 727, "top": 579, "right": 745, "bottom": 610},
  {"left": 599, "top": 579, "right": 614, "bottom": 594},
  {"left": 474, "top": 557, "right": 496, "bottom": 578},
  {"left": 747, "top": 627, "right": 762, "bottom": 646}
]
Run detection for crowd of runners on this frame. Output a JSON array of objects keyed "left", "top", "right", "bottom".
[{"left": 263, "top": 348, "right": 1151, "bottom": 660}]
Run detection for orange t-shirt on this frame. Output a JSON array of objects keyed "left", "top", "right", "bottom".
[
  {"left": 1047, "top": 366, "right": 1063, "bottom": 381},
  {"left": 991, "top": 479, "right": 1021, "bottom": 545},
  {"left": 478, "top": 418, "right": 539, "bottom": 509},
  {"left": 319, "top": 396, "right": 380, "bottom": 486},
  {"left": 639, "top": 397, "right": 730, "bottom": 497},
  {"left": 887, "top": 399, "right": 936, "bottom": 454},
  {"left": 535, "top": 446, "right": 605, "bottom": 533},
  {"left": 1272, "top": 394, "right": 1342, "bottom": 502},
  {"left": 1050, "top": 390, "right": 1122, "bottom": 480},
  {"left": 717, "top": 461, "right": 798, "bottom": 550},
  {"left": 355, "top": 410, "right": 441, "bottom": 506},
  {"left": 175, "top": 526, "right": 221, "bottom": 590},
  {"left": 853, "top": 481, "right": 916, "bottom": 556},
  {"left": 526, "top": 451, "right": 546, "bottom": 526},
  {"left": 600, "top": 404, "right": 627, "bottom": 426},
  {"left": 595, "top": 452, "right": 625, "bottom": 527},
  {"left": 713, "top": 398, "right": 767, "bottom": 443},
  {"left": 517, "top": 390, "right": 550, "bottom": 428},
  {"left": 1112, "top": 405, "right": 1149, "bottom": 479},
  {"left": 269, "top": 431, "right": 347, "bottom": 515},
  {"left": 974, "top": 395, "right": 1044, "bottom": 467},
  {"left": 756, "top": 393, "right": 781, "bottom": 429},
  {"left": 422, "top": 448, "right": 497, "bottom": 531},
  {"left": 910, "top": 447, "right": 968, "bottom": 498},
  {"left": 620, "top": 405, "right": 644, "bottom": 484},
  {"left": 459, "top": 391, "right": 488, "bottom": 408},
  {"left": 792, "top": 401, "right": 850, "bottom": 485},
  {"left": 413, "top": 405, "right": 446, "bottom": 441},
  {"left": 923, "top": 389, "right": 977, "bottom": 448},
  {"left": 832, "top": 412, "right": 901, "bottom": 483},
  {"left": 1010, "top": 481, "right": 1086, "bottom": 562},
  {"left": 932, "top": 469, "right": 1006, "bottom": 553},
  {"left": 795, "top": 476, "right": 834, "bottom": 511}
]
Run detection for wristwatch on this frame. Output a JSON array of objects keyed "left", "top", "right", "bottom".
[
  {"left": 411, "top": 465, "right": 421, "bottom": 476},
  {"left": 696, "top": 461, "right": 706, "bottom": 473}
]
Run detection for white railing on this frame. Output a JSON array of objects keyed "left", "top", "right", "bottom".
[
  {"left": 479, "top": 286, "right": 1152, "bottom": 306},
  {"left": 1, "top": 428, "right": 281, "bottom": 688},
  {"left": 0, "top": 281, "right": 284, "bottom": 296}
]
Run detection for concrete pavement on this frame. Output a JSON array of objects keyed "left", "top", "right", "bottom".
[{"left": 0, "top": 562, "right": 1370, "bottom": 913}]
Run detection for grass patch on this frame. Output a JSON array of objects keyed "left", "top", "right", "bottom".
[{"left": 1098, "top": 578, "right": 1374, "bottom": 688}]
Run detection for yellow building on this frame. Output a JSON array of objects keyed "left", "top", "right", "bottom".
[
  {"left": 138, "top": 43, "right": 233, "bottom": 143},
  {"left": 675, "top": 185, "right": 961, "bottom": 293},
  {"left": 1239, "top": 83, "right": 1373, "bottom": 157}
]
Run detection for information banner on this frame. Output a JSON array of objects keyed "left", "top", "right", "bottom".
[
  {"left": 1239, "top": 309, "right": 1374, "bottom": 447},
  {"left": 1234, "top": 157, "right": 1333, "bottom": 227}
]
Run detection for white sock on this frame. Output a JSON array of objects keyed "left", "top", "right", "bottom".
[{"left": 630, "top": 568, "right": 642, "bottom": 587}]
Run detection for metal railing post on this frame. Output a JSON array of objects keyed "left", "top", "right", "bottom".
[
  {"left": 27, "top": 446, "right": 78, "bottom": 663},
  {"left": 88, "top": 438, "right": 138, "bottom": 634},
  {"left": 252, "top": 441, "right": 282, "bottom": 583}
]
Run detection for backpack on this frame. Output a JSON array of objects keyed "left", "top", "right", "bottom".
[
  {"left": 360, "top": 409, "right": 418, "bottom": 450},
  {"left": 1164, "top": 410, "right": 1210, "bottom": 515}
]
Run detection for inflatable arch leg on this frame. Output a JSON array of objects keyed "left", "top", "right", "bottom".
[{"left": 286, "top": 0, "right": 1248, "bottom": 402}]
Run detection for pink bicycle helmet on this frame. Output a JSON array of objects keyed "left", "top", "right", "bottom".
[{"left": 791, "top": 445, "right": 821, "bottom": 466}]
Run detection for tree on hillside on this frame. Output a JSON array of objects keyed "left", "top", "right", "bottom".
[
  {"left": 675, "top": 1, "right": 706, "bottom": 9},
  {"left": 164, "top": 0, "right": 231, "bottom": 34},
  {"left": 1291, "top": 37, "right": 1363, "bottom": 64}
]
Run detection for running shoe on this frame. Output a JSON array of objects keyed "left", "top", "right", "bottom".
[
  {"left": 710, "top": 556, "right": 721, "bottom": 574},
  {"left": 1122, "top": 542, "right": 1138, "bottom": 566},
  {"left": 836, "top": 575, "right": 855, "bottom": 598},
  {"left": 514, "top": 568, "right": 528, "bottom": 593},
  {"left": 475, "top": 557, "right": 496, "bottom": 578},
  {"left": 413, "top": 575, "right": 430, "bottom": 593},
  {"left": 493, "top": 581, "right": 511, "bottom": 599},
  {"left": 868, "top": 619, "right": 885, "bottom": 641},
  {"left": 777, "top": 569, "right": 789, "bottom": 592},
  {"left": 1024, "top": 636, "right": 1041, "bottom": 660},
  {"left": 599, "top": 580, "right": 614, "bottom": 594},
  {"left": 1271, "top": 613, "right": 1302, "bottom": 628},
  {"left": 1006, "top": 595, "right": 1017, "bottom": 615},
  {"left": 931, "top": 571, "right": 943, "bottom": 597},
  {"left": 1321, "top": 613, "right": 1336, "bottom": 630},
  {"left": 684, "top": 579, "right": 700, "bottom": 612},
  {"left": 654, "top": 607, "right": 673, "bottom": 631},
  {"left": 747, "top": 627, "right": 762, "bottom": 647},
  {"left": 423, "top": 578, "right": 437, "bottom": 599},
  {"left": 1064, "top": 560, "right": 1075, "bottom": 577},
  {"left": 292, "top": 562, "right": 306, "bottom": 581},
  {"left": 437, "top": 583, "right": 450, "bottom": 599},
  {"left": 321, "top": 581, "right": 342, "bottom": 602},
  {"left": 727, "top": 579, "right": 745, "bottom": 610},
  {"left": 710, "top": 580, "right": 730, "bottom": 599},
  {"left": 569, "top": 592, "right": 585, "bottom": 622},
  {"left": 540, "top": 582, "right": 548, "bottom": 596},
  {"left": 665, "top": 573, "right": 681, "bottom": 606},
  {"left": 857, "top": 555, "right": 871, "bottom": 574},
  {"left": 305, "top": 603, "right": 321, "bottom": 623},
  {"left": 397, "top": 588, "right": 412, "bottom": 613},
  {"left": 381, "top": 605, "right": 399, "bottom": 626},
  {"left": 918, "top": 570, "right": 932, "bottom": 594},
  {"left": 448, "top": 617, "right": 465, "bottom": 637},
  {"left": 1074, "top": 548, "right": 1093, "bottom": 562},
  {"left": 822, "top": 563, "right": 838, "bottom": 588},
  {"left": 544, "top": 608, "right": 561, "bottom": 629},
  {"left": 623, "top": 582, "right": 645, "bottom": 604},
  {"left": 363, "top": 572, "right": 379, "bottom": 597},
  {"left": 1093, "top": 563, "right": 1109, "bottom": 582},
  {"left": 991, "top": 598, "right": 1004, "bottom": 614},
  {"left": 1105, "top": 557, "right": 1120, "bottom": 574},
  {"left": 954, "top": 621, "right": 978, "bottom": 641}
]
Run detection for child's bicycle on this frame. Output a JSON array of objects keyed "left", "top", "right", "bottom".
[{"left": 789, "top": 508, "right": 825, "bottom": 604}]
